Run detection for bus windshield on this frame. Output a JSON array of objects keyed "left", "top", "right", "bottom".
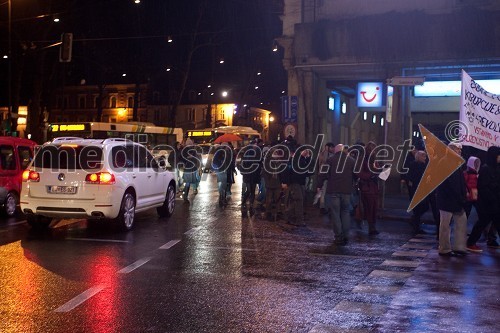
[
  {"left": 48, "top": 122, "right": 183, "bottom": 149},
  {"left": 187, "top": 126, "right": 261, "bottom": 146}
]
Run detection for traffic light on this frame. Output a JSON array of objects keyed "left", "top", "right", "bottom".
[{"left": 59, "top": 33, "right": 73, "bottom": 63}]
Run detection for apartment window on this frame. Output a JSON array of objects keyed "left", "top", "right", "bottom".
[
  {"left": 78, "top": 96, "right": 86, "bottom": 109},
  {"left": 187, "top": 108, "right": 195, "bottom": 121},
  {"left": 93, "top": 95, "right": 98, "bottom": 108},
  {"left": 128, "top": 96, "right": 134, "bottom": 108},
  {"left": 154, "top": 110, "right": 160, "bottom": 122},
  {"left": 110, "top": 96, "right": 117, "bottom": 108},
  {"left": 220, "top": 109, "right": 225, "bottom": 120}
]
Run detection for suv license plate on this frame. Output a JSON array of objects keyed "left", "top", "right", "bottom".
[{"left": 47, "top": 186, "right": 77, "bottom": 194}]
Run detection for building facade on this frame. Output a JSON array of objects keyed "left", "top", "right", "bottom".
[
  {"left": 48, "top": 83, "right": 273, "bottom": 141},
  {"left": 278, "top": 0, "right": 500, "bottom": 147}
]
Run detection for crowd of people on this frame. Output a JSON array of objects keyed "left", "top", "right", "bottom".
[
  {"left": 403, "top": 142, "right": 500, "bottom": 256},
  {"left": 172, "top": 133, "right": 500, "bottom": 251}
]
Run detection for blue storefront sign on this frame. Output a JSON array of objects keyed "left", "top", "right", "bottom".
[{"left": 281, "top": 96, "right": 298, "bottom": 122}]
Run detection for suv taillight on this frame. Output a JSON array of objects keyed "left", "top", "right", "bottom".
[
  {"left": 22, "top": 170, "right": 40, "bottom": 182},
  {"left": 85, "top": 172, "right": 115, "bottom": 185}
]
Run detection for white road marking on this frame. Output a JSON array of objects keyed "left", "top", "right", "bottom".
[
  {"left": 117, "top": 257, "right": 153, "bottom": 274},
  {"left": 368, "top": 270, "right": 412, "bottom": 279},
  {"left": 309, "top": 252, "right": 382, "bottom": 260},
  {"left": 54, "top": 285, "right": 105, "bottom": 312},
  {"left": 381, "top": 259, "right": 419, "bottom": 268},
  {"left": 7, "top": 220, "right": 27, "bottom": 226},
  {"left": 392, "top": 251, "right": 428, "bottom": 258},
  {"left": 65, "top": 237, "right": 129, "bottom": 243},
  {"left": 199, "top": 246, "right": 257, "bottom": 252},
  {"left": 184, "top": 226, "right": 201, "bottom": 235},
  {"left": 159, "top": 239, "right": 181, "bottom": 250}
]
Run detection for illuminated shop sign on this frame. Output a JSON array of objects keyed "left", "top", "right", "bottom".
[
  {"left": 357, "top": 82, "right": 384, "bottom": 107},
  {"left": 189, "top": 131, "right": 213, "bottom": 137},
  {"left": 51, "top": 124, "right": 86, "bottom": 132},
  {"left": 414, "top": 79, "right": 500, "bottom": 97}
]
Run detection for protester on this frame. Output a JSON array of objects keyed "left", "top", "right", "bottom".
[
  {"left": 317, "top": 143, "right": 356, "bottom": 245},
  {"left": 181, "top": 146, "right": 201, "bottom": 204},
  {"left": 280, "top": 137, "right": 310, "bottom": 226},
  {"left": 212, "top": 143, "right": 232, "bottom": 207},
  {"left": 318, "top": 142, "right": 335, "bottom": 215},
  {"left": 437, "top": 142, "right": 468, "bottom": 256},
  {"left": 262, "top": 148, "right": 284, "bottom": 221},
  {"left": 466, "top": 146, "right": 500, "bottom": 252},
  {"left": 238, "top": 140, "right": 262, "bottom": 217},
  {"left": 407, "top": 150, "right": 440, "bottom": 234},
  {"left": 356, "top": 141, "right": 382, "bottom": 235},
  {"left": 225, "top": 142, "right": 237, "bottom": 197}
]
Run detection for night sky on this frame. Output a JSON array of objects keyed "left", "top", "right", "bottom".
[{"left": 0, "top": 0, "right": 286, "bottom": 111}]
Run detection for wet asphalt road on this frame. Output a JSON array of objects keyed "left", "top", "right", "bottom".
[{"left": 0, "top": 173, "right": 498, "bottom": 333}]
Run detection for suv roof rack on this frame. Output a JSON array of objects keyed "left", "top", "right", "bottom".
[
  {"left": 51, "top": 137, "right": 84, "bottom": 143},
  {"left": 102, "top": 138, "right": 133, "bottom": 144}
]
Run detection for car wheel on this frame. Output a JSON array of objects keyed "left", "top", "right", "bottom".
[
  {"left": 157, "top": 183, "right": 175, "bottom": 218},
  {"left": 115, "top": 192, "right": 135, "bottom": 230},
  {"left": 4, "top": 192, "right": 18, "bottom": 217},
  {"left": 27, "top": 215, "right": 52, "bottom": 229}
]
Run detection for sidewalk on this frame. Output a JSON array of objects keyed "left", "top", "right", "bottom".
[
  {"left": 308, "top": 192, "right": 499, "bottom": 333},
  {"left": 380, "top": 193, "right": 436, "bottom": 224}
]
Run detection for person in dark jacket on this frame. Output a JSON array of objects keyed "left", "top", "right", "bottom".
[
  {"left": 238, "top": 141, "right": 262, "bottom": 217},
  {"left": 466, "top": 146, "right": 500, "bottom": 252},
  {"left": 356, "top": 141, "right": 382, "bottom": 235},
  {"left": 262, "top": 149, "right": 284, "bottom": 221},
  {"left": 181, "top": 146, "right": 202, "bottom": 204},
  {"left": 225, "top": 142, "right": 237, "bottom": 196},
  {"left": 212, "top": 143, "right": 233, "bottom": 207},
  {"left": 437, "top": 142, "right": 468, "bottom": 256},
  {"left": 280, "top": 140, "right": 310, "bottom": 226},
  {"left": 408, "top": 150, "right": 440, "bottom": 234},
  {"left": 317, "top": 144, "right": 356, "bottom": 245}
]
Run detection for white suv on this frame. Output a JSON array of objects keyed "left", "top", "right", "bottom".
[{"left": 20, "top": 138, "right": 176, "bottom": 230}]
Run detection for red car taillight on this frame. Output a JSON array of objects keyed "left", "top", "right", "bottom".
[
  {"left": 85, "top": 172, "right": 115, "bottom": 185},
  {"left": 22, "top": 170, "right": 40, "bottom": 182}
]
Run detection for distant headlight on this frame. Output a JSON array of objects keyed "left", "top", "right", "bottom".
[{"left": 202, "top": 157, "right": 208, "bottom": 166}]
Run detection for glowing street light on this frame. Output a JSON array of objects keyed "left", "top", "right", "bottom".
[
  {"left": 221, "top": 91, "right": 228, "bottom": 97},
  {"left": 269, "top": 116, "right": 275, "bottom": 122}
]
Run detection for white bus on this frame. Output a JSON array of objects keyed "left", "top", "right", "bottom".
[
  {"left": 47, "top": 122, "right": 183, "bottom": 148},
  {"left": 187, "top": 126, "right": 261, "bottom": 145}
]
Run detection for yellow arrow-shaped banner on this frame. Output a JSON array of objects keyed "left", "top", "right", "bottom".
[{"left": 407, "top": 124, "right": 465, "bottom": 212}]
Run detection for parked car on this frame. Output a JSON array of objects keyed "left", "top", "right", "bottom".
[
  {"left": 0, "top": 136, "right": 37, "bottom": 217},
  {"left": 20, "top": 138, "right": 176, "bottom": 230}
]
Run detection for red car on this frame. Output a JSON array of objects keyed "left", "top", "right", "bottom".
[{"left": 0, "top": 137, "right": 37, "bottom": 217}]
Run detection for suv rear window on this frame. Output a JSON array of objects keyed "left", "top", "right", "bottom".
[{"left": 33, "top": 145, "right": 103, "bottom": 170}]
